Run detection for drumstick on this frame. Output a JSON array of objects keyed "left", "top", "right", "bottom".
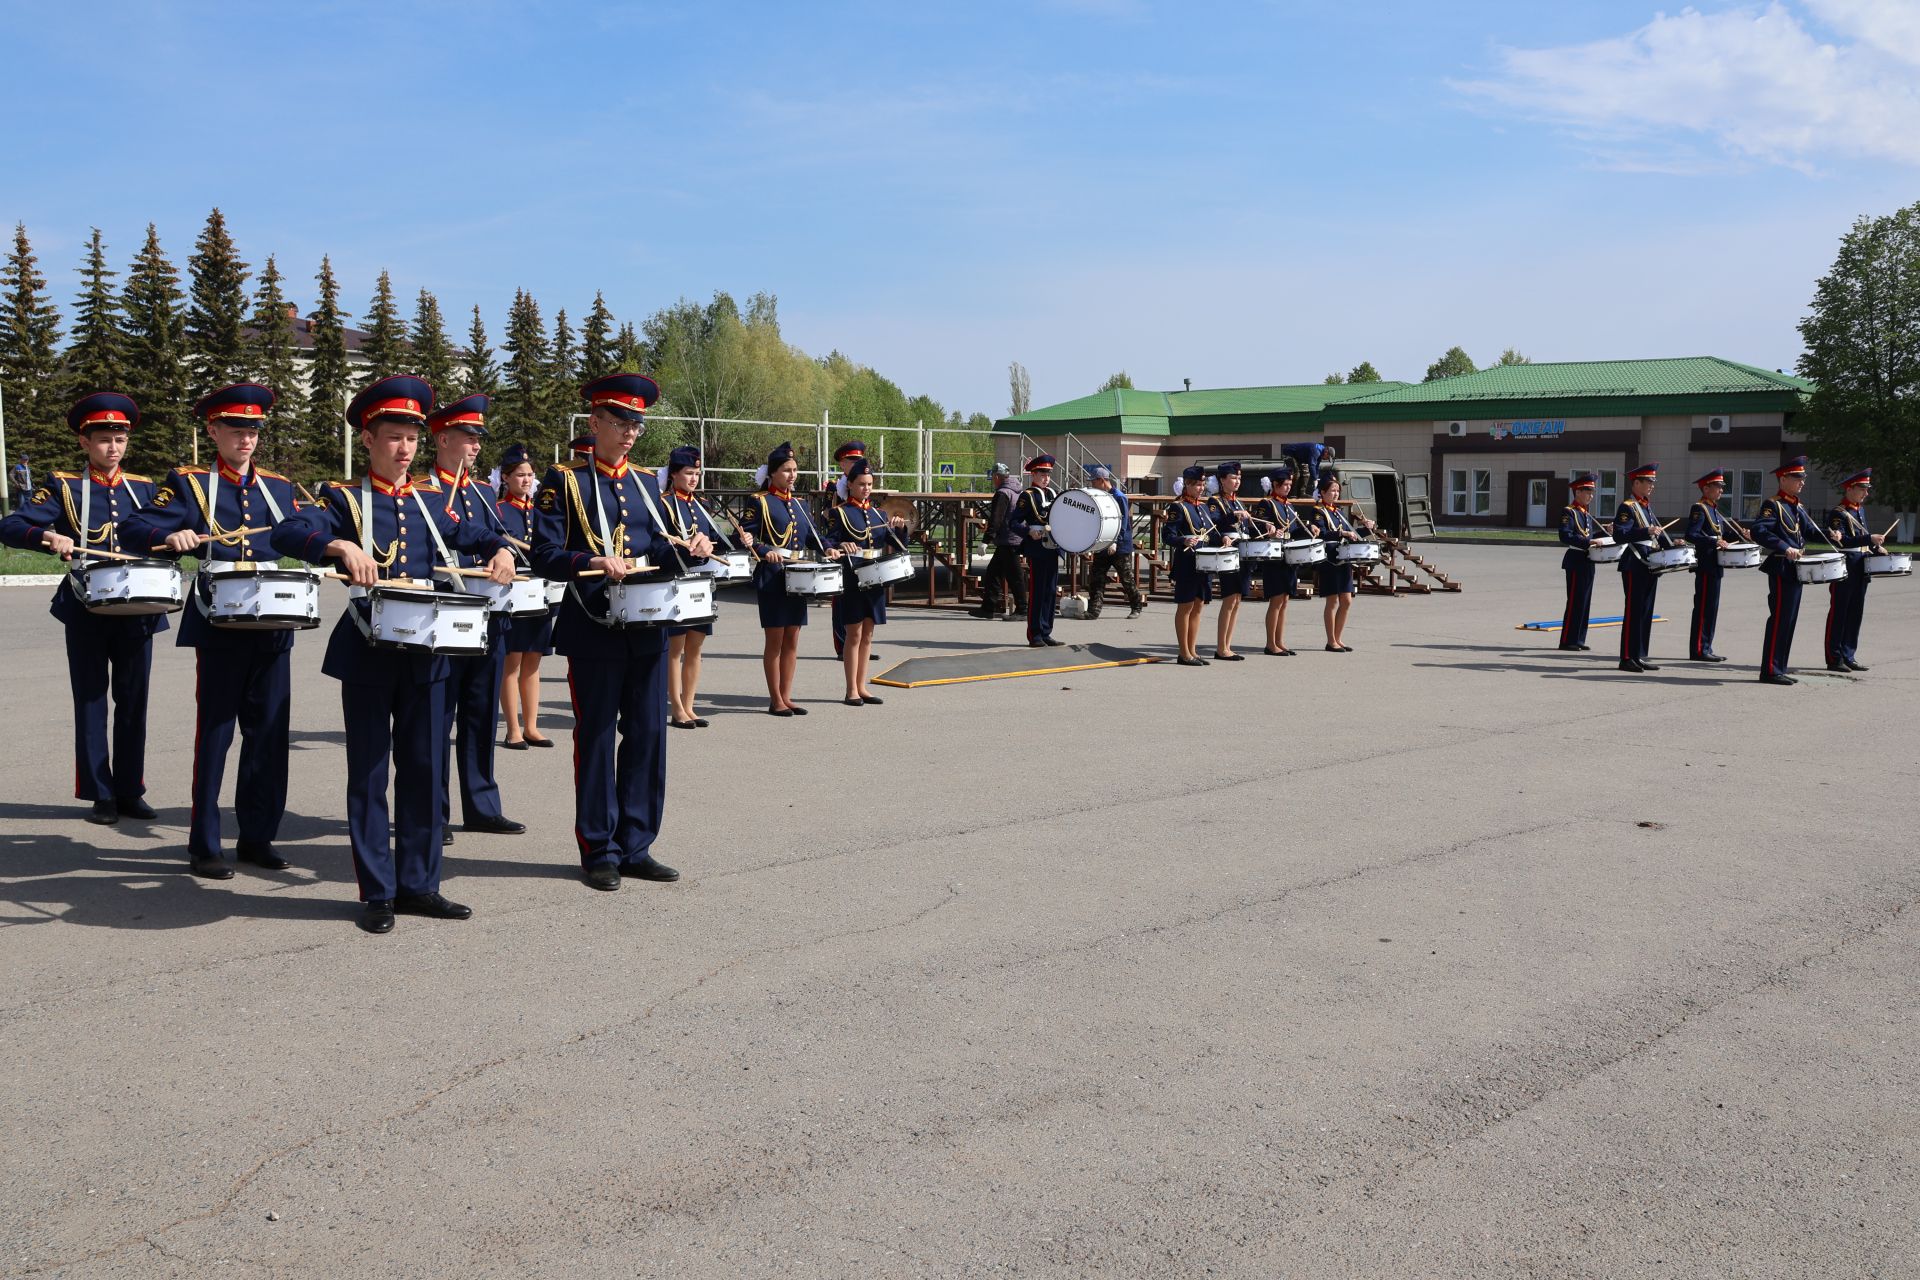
[
  {"left": 437, "top": 565, "right": 526, "bottom": 578},
  {"left": 1881, "top": 519, "right": 1900, "bottom": 540},
  {"left": 149, "top": 526, "right": 273, "bottom": 553},
  {"left": 575, "top": 560, "right": 655, "bottom": 578}
]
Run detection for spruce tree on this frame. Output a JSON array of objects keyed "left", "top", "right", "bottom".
[
  {"left": 65, "top": 228, "right": 125, "bottom": 404},
  {"left": 302, "top": 256, "right": 352, "bottom": 477},
  {"left": 0, "top": 223, "right": 67, "bottom": 465},
  {"left": 245, "top": 255, "right": 300, "bottom": 471},
  {"left": 459, "top": 304, "right": 499, "bottom": 398},
  {"left": 185, "top": 207, "right": 251, "bottom": 400},
  {"left": 119, "top": 224, "right": 190, "bottom": 473},
  {"left": 499, "top": 289, "right": 553, "bottom": 453},
  {"left": 410, "top": 289, "right": 456, "bottom": 401},
  {"left": 359, "top": 269, "right": 408, "bottom": 378},
  {"left": 550, "top": 306, "right": 578, "bottom": 411},
  {"left": 615, "top": 320, "right": 644, "bottom": 372},
  {"left": 580, "top": 291, "right": 617, "bottom": 380}
]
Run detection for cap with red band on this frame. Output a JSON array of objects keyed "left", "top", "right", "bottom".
[
  {"left": 67, "top": 391, "right": 141, "bottom": 435},
  {"left": 347, "top": 374, "right": 435, "bottom": 431}
]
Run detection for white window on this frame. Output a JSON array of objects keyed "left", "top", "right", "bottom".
[
  {"left": 1572, "top": 468, "right": 1620, "bottom": 520},
  {"left": 1732, "top": 469, "right": 1765, "bottom": 520},
  {"left": 1448, "top": 469, "right": 1491, "bottom": 516}
]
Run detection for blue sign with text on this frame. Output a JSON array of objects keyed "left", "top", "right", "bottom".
[{"left": 1489, "top": 419, "right": 1566, "bottom": 440}]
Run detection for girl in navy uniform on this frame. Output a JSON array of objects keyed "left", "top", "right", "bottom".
[
  {"left": 1556, "top": 473, "right": 1602, "bottom": 651},
  {"left": 1253, "top": 467, "right": 1304, "bottom": 655},
  {"left": 1310, "top": 472, "right": 1371, "bottom": 652},
  {"left": 659, "top": 446, "right": 722, "bottom": 728},
  {"left": 1165, "top": 465, "right": 1218, "bottom": 666},
  {"left": 1823, "top": 468, "right": 1883, "bottom": 673},
  {"left": 1204, "top": 461, "right": 1253, "bottom": 661},
  {"left": 828, "top": 458, "right": 909, "bottom": 706},
  {"left": 740, "top": 442, "right": 837, "bottom": 716},
  {"left": 0, "top": 392, "right": 165, "bottom": 825},
  {"left": 494, "top": 444, "right": 554, "bottom": 750}
]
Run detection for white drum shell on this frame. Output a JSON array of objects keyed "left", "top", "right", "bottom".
[
  {"left": 1588, "top": 540, "right": 1627, "bottom": 564},
  {"left": 605, "top": 576, "right": 715, "bottom": 627},
  {"left": 1334, "top": 542, "right": 1382, "bottom": 566},
  {"left": 438, "top": 570, "right": 549, "bottom": 616},
  {"left": 1239, "top": 538, "right": 1283, "bottom": 562},
  {"left": 71, "top": 559, "right": 185, "bottom": 616},
  {"left": 202, "top": 565, "right": 321, "bottom": 630},
  {"left": 852, "top": 553, "right": 914, "bottom": 590},
  {"left": 1281, "top": 539, "right": 1327, "bottom": 566},
  {"left": 1646, "top": 546, "right": 1697, "bottom": 575},
  {"left": 1047, "top": 488, "right": 1123, "bottom": 555},
  {"left": 1794, "top": 552, "right": 1847, "bottom": 584},
  {"left": 1193, "top": 546, "right": 1241, "bottom": 574},
  {"left": 1864, "top": 552, "right": 1912, "bottom": 577},
  {"left": 783, "top": 562, "right": 844, "bottom": 597},
  {"left": 1717, "top": 543, "right": 1764, "bottom": 569},
  {"left": 542, "top": 578, "right": 567, "bottom": 606},
  {"left": 363, "top": 587, "right": 490, "bottom": 654},
  {"left": 689, "top": 551, "right": 752, "bottom": 581}
]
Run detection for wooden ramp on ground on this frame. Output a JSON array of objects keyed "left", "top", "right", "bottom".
[{"left": 872, "top": 643, "right": 1162, "bottom": 689}]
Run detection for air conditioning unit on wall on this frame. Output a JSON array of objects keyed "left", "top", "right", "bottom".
[
  {"left": 1447, "top": 421, "right": 1466, "bottom": 437},
  {"left": 1707, "top": 416, "right": 1730, "bottom": 434}
]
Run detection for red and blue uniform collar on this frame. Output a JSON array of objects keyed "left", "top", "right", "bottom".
[{"left": 370, "top": 472, "right": 415, "bottom": 497}]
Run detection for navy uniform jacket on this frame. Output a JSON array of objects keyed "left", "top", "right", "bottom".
[
  {"left": 118, "top": 463, "right": 305, "bottom": 651},
  {"left": 1256, "top": 496, "right": 1304, "bottom": 542},
  {"left": 1164, "top": 499, "right": 1217, "bottom": 554},
  {"left": 1611, "top": 499, "right": 1671, "bottom": 573},
  {"left": 1558, "top": 504, "right": 1602, "bottom": 570},
  {"left": 657, "top": 487, "right": 720, "bottom": 566},
  {"left": 529, "top": 459, "right": 674, "bottom": 659},
  {"left": 1205, "top": 494, "right": 1252, "bottom": 543},
  {"left": 419, "top": 469, "right": 509, "bottom": 570},
  {"left": 1685, "top": 501, "right": 1730, "bottom": 555},
  {"left": 0, "top": 468, "right": 169, "bottom": 634},
  {"left": 496, "top": 494, "right": 539, "bottom": 553},
  {"left": 1826, "top": 503, "right": 1874, "bottom": 578},
  {"left": 1750, "top": 495, "right": 1821, "bottom": 576},
  {"left": 1310, "top": 502, "right": 1357, "bottom": 545},
  {"left": 828, "top": 501, "right": 898, "bottom": 560},
  {"left": 739, "top": 489, "right": 824, "bottom": 561},
  {"left": 269, "top": 475, "right": 508, "bottom": 684},
  {"left": 1016, "top": 485, "right": 1058, "bottom": 553}
]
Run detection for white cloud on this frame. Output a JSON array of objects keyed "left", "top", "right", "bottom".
[{"left": 1453, "top": 2, "right": 1920, "bottom": 170}]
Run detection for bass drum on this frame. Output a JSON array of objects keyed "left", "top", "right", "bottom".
[{"left": 1047, "top": 487, "right": 1123, "bottom": 555}]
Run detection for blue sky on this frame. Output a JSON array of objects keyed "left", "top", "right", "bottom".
[{"left": 4, "top": 1, "right": 1914, "bottom": 417}]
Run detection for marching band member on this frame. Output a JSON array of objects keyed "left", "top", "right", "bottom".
[
  {"left": 1253, "top": 466, "right": 1303, "bottom": 655},
  {"left": 1612, "top": 462, "right": 1673, "bottom": 673},
  {"left": 659, "top": 446, "right": 720, "bottom": 728},
  {"left": 495, "top": 444, "right": 555, "bottom": 750},
  {"left": 118, "top": 384, "right": 304, "bottom": 877},
  {"left": 271, "top": 376, "right": 516, "bottom": 933},
  {"left": 529, "top": 372, "right": 701, "bottom": 891},
  {"left": 1750, "top": 456, "right": 1821, "bottom": 686},
  {"left": 1310, "top": 472, "right": 1370, "bottom": 652},
  {"left": 970, "top": 461, "right": 1027, "bottom": 620},
  {"left": 1684, "top": 470, "right": 1733, "bottom": 663},
  {"left": 1555, "top": 473, "right": 1602, "bottom": 651},
  {"left": 826, "top": 438, "right": 866, "bottom": 660},
  {"left": 1081, "top": 464, "right": 1145, "bottom": 620},
  {"left": 0, "top": 393, "right": 165, "bottom": 826},
  {"left": 1017, "top": 454, "right": 1064, "bottom": 648},
  {"left": 1824, "top": 468, "right": 1883, "bottom": 673},
  {"left": 1166, "top": 465, "right": 1218, "bottom": 666},
  {"left": 828, "top": 458, "right": 908, "bottom": 705},
  {"left": 421, "top": 395, "right": 526, "bottom": 840},
  {"left": 740, "top": 441, "right": 837, "bottom": 716},
  {"left": 1204, "top": 462, "right": 1253, "bottom": 661}
]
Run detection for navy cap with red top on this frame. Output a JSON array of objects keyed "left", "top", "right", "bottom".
[
  {"left": 348, "top": 375, "right": 433, "bottom": 430},
  {"left": 581, "top": 373, "right": 658, "bottom": 423},
  {"left": 1695, "top": 469, "right": 1726, "bottom": 487},
  {"left": 428, "top": 393, "right": 489, "bottom": 436},
  {"left": 500, "top": 443, "right": 534, "bottom": 471},
  {"left": 67, "top": 391, "right": 140, "bottom": 435},
  {"left": 667, "top": 446, "right": 701, "bottom": 474},
  {"left": 1215, "top": 460, "right": 1241, "bottom": 478},
  {"left": 833, "top": 439, "right": 867, "bottom": 462},
  {"left": 194, "top": 383, "right": 274, "bottom": 426},
  {"left": 1841, "top": 467, "right": 1872, "bottom": 488},
  {"left": 1774, "top": 455, "right": 1808, "bottom": 477},
  {"left": 1627, "top": 462, "right": 1658, "bottom": 481},
  {"left": 1571, "top": 472, "right": 1599, "bottom": 488},
  {"left": 1026, "top": 454, "right": 1055, "bottom": 472},
  {"left": 568, "top": 434, "right": 596, "bottom": 457}
]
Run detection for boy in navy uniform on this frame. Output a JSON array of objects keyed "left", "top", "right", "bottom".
[
  {"left": 1612, "top": 462, "right": 1673, "bottom": 673},
  {"left": 531, "top": 373, "right": 711, "bottom": 892},
  {"left": 271, "top": 376, "right": 516, "bottom": 933},
  {"left": 419, "top": 395, "right": 526, "bottom": 840},
  {"left": 0, "top": 393, "right": 165, "bottom": 824},
  {"left": 1824, "top": 468, "right": 1883, "bottom": 673},
  {"left": 1555, "top": 472, "right": 1601, "bottom": 651},
  {"left": 1750, "top": 456, "right": 1823, "bottom": 686},
  {"left": 1684, "top": 470, "right": 1734, "bottom": 663},
  {"left": 118, "top": 384, "right": 305, "bottom": 877},
  {"left": 1016, "top": 454, "right": 1064, "bottom": 647}
]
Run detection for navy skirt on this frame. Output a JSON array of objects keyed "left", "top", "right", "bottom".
[
  {"left": 1261, "top": 562, "right": 1298, "bottom": 601},
  {"left": 754, "top": 566, "right": 809, "bottom": 629},
  {"left": 504, "top": 610, "right": 554, "bottom": 655},
  {"left": 1316, "top": 562, "right": 1355, "bottom": 596},
  {"left": 1170, "top": 555, "right": 1213, "bottom": 604},
  {"left": 833, "top": 584, "right": 887, "bottom": 628}
]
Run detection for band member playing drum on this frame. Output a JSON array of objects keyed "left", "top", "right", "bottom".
[
  {"left": 495, "top": 444, "right": 554, "bottom": 750},
  {"left": 1685, "top": 469, "right": 1734, "bottom": 663},
  {"left": 0, "top": 392, "right": 166, "bottom": 826},
  {"left": 1556, "top": 472, "right": 1602, "bottom": 652},
  {"left": 271, "top": 376, "right": 516, "bottom": 932},
  {"left": 1751, "top": 457, "right": 1823, "bottom": 685},
  {"left": 119, "top": 384, "right": 307, "bottom": 878},
  {"left": 1204, "top": 461, "right": 1253, "bottom": 661},
  {"left": 1253, "top": 467, "right": 1303, "bottom": 655},
  {"left": 1612, "top": 462, "right": 1674, "bottom": 673},
  {"left": 1081, "top": 464, "right": 1145, "bottom": 620},
  {"left": 660, "top": 446, "right": 720, "bottom": 728},
  {"left": 1166, "top": 465, "right": 1218, "bottom": 666},
  {"left": 1017, "top": 454, "right": 1064, "bottom": 647},
  {"left": 828, "top": 458, "right": 907, "bottom": 706},
  {"left": 1310, "top": 472, "right": 1370, "bottom": 651},
  {"left": 1824, "top": 468, "right": 1882, "bottom": 673},
  {"left": 825, "top": 438, "right": 866, "bottom": 661},
  {"left": 740, "top": 441, "right": 838, "bottom": 716}
]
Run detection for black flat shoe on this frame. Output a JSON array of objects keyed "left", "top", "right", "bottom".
[
  {"left": 1213, "top": 652, "right": 1245, "bottom": 661},
  {"left": 1264, "top": 647, "right": 1284, "bottom": 655},
  {"left": 395, "top": 891, "right": 473, "bottom": 920},
  {"left": 789, "top": 705, "right": 809, "bottom": 715},
  {"left": 189, "top": 852, "right": 236, "bottom": 880},
  {"left": 767, "top": 708, "right": 794, "bottom": 717},
  {"left": 1280, "top": 647, "right": 1297, "bottom": 656},
  {"left": 237, "top": 843, "right": 290, "bottom": 871},
  {"left": 86, "top": 799, "right": 119, "bottom": 825},
  {"left": 501, "top": 739, "right": 530, "bottom": 751},
  {"left": 843, "top": 698, "right": 864, "bottom": 707},
  {"left": 1176, "top": 656, "right": 1208, "bottom": 667},
  {"left": 1760, "top": 673, "right": 1797, "bottom": 686},
  {"left": 860, "top": 695, "right": 884, "bottom": 705},
  {"left": 620, "top": 857, "right": 680, "bottom": 883},
  {"left": 464, "top": 814, "right": 527, "bottom": 835},
  {"left": 692, "top": 718, "right": 710, "bottom": 727},
  {"left": 584, "top": 864, "right": 622, "bottom": 891},
  {"left": 358, "top": 900, "right": 396, "bottom": 934},
  {"left": 1325, "top": 644, "right": 1345, "bottom": 653},
  {"left": 1846, "top": 660, "right": 1868, "bottom": 672},
  {"left": 669, "top": 718, "right": 698, "bottom": 729},
  {"left": 525, "top": 736, "right": 555, "bottom": 748}
]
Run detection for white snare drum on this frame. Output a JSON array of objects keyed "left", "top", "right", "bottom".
[
  {"left": 604, "top": 575, "right": 715, "bottom": 628},
  {"left": 201, "top": 564, "right": 321, "bottom": 630},
  {"left": 852, "top": 552, "right": 914, "bottom": 590},
  {"left": 1794, "top": 552, "right": 1847, "bottom": 584},
  {"left": 1334, "top": 541, "right": 1382, "bottom": 566},
  {"left": 1865, "top": 551, "right": 1911, "bottom": 577},
  {"left": 1645, "top": 545, "right": 1697, "bottom": 575},
  {"left": 69, "top": 558, "right": 185, "bottom": 616},
  {"left": 1047, "top": 487, "right": 1123, "bottom": 555},
  {"left": 689, "top": 550, "right": 752, "bottom": 581},
  {"left": 1717, "top": 542, "right": 1764, "bottom": 570},
  {"left": 1282, "top": 538, "right": 1328, "bottom": 566},
  {"left": 359, "top": 585, "right": 489, "bottom": 655},
  {"left": 437, "top": 569, "right": 549, "bottom": 617},
  {"left": 782, "top": 560, "right": 844, "bottom": 597},
  {"left": 1193, "top": 545, "right": 1240, "bottom": 574},
  {"left": 1239, "top": 538, "right": 1283, "bottom": 562},
  {"left": 1587, "top": 539, "right": 1627, "bottom": 564},
  {"left": 543, "top": 578, "right": 567, "bottom": 606}
]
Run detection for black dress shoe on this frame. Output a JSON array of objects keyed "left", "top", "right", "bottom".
[
  {"left": 117, "top": 797, "right": 157, "bottom": 820},
  {"left": 189, "top": 852, "right": 236, "bottom": 880},
  {"left": 860, "top": 695, "right": 884, "bottom": 705},
  {"left": 1827, "top": 663, "right": 1850, "bottom": 673},
  {"left": 358, "top": 900, "right": 396, "bottom": 934},
  {"left": 464, "top": 814, "right": 527, "bottom": 835},
  {"left": 395, "top": 891, "right": 473, "bottom": 920},
  {"left": 1618, "top": 660, "right": 1645, "bottom": 673},
  {"left": 442, "top": 827, "right": 455, "bottom": 846},
  {"left": 86, "top": 799, "right": 119, "bottom": 825},
  {"left": 1638, "top": 662, "right": 1659, "bottom": 671},
  {"left": 1760, "top": 673, "right": 1797, "bottom": 686},
  {"left": 584, "top": 864, "right": 622, "bottom": 891},
  {"left": 501, "top": 738, "right": 530, "bottom": 751},
  {"left": 237, "top": 844, "right": 291, "bottom": 871},
  {"left": 1043, "top": 638, "right": 1066, "bottom": 647},
  {"left": 620, "top": 857, "right": 680, "bottom": 882},
  {"left": 1846, "top": 660, "right": 1868, "bottom": 672},
  {"left": 967, "top": 608, "right": 996, "bottom": 619},
  {"left": 1573, "top": 644, "right": 1591, "bottom": 651}
]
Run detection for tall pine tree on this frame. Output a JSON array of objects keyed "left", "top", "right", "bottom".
[
  {"left": 0, "top": 223, "right": 66, "bottom": 466},
  {"left": 302, "top": 256, "right": 352, "bottom": 476},
  {"left": 499, "top": 290, "right": 553, "bottom": 453},
  {"left": 245, "top": 255, "right": 300, "bottom": 471},
  {"left": 615, "top": 320, "right": 644, "bottom": 372},
  {"left": 185, "top": 207, "right": 251, "bottom": 401},
  {"left": 409, "top": 289, "right": 456, "bottom": 400},
  {"left": 65, "top": 228, "right": 125, "bottom": 404},
  {"left": 459, "top": 304, "right": 499, "bottom": 398},
  {"left": 359, "top": 269, "right": 408, "bottom": 378},
  {"left": 580, "top": 291, "right": 617, "bottom": 380},
  {"left": 120, "top": 224, "right": 190, "bottom": 473},
  {"left": 550, "top": 306, "right": 578, "bottom": 412}
]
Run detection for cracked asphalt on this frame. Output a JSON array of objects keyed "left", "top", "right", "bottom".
[{"left": 3, "top": 544, "right": 1917, "bottom": 1278}]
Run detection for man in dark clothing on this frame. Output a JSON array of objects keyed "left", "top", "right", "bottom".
[{"left": 972, "top": 462, "right": 1027, "bottom": 619}]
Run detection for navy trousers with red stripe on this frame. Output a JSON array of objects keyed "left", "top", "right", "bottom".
[
  {"left": 567, "top": 651, "right": 667, "bottom": 869},
  {"left": 1761, "top": 571, "right": 1802, "bottom": 678},
  {"left": 189, "top": 643, "right": 290, "bottom": 861},
  {"left": 1688, "top": 563, "right": 1723, "bottom": 659},
  {"left": 63, "top": 616, "right": 153, "bottom": 802},
  {"left": 1022, "top": 547, "right": 1061, "bottom": 644},
  {"left": 1559, "top": 562, "right": 1594, "bottom": 647},
  {"left": 1825, "top": 573, "right": 1867, "bottom": 666},
  {"left": 1618, "top": 562, "right": 1657, "bottom": 664},
  {"left": 341, "top": 677, "right": 446, "bottom": 902}
]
